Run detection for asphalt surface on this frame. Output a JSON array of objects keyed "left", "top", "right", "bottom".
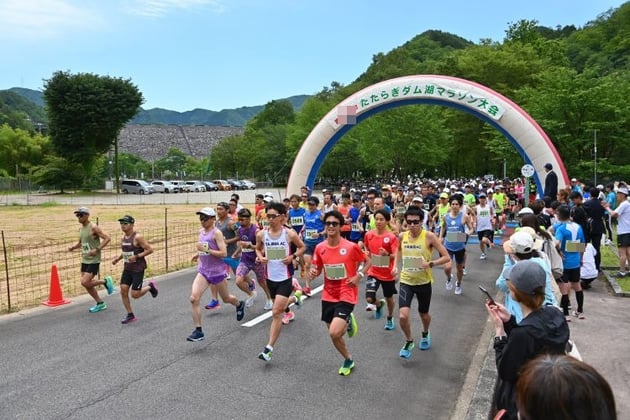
[{"left": 1, "top": 244, "right": 506, "bottom": 420}]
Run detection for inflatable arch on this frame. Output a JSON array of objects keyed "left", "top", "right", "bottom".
[{"left": 286, "top": 75, "right": 568, "bottom": 196}]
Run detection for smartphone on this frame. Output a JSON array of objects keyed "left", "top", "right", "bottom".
[{"left": 478, "top": 285, "right": 495, "bottom": 305}]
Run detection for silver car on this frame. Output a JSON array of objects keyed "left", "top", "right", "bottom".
[{"left": 151, "top": 180, "right": 178, "bottom": 193}]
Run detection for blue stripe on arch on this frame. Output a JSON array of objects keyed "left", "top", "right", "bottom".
[{"left": 305, "top": 98, "right": 543, "bottom": 194}]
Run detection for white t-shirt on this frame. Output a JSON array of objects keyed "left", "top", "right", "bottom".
[
  {"left": 616, "top": 200, "right": 630, "bottom": 234},
  {"left": 581, "top": 243, "right": 598, "bottom": 279}
]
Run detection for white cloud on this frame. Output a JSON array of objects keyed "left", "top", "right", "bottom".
[
  {"left": 0, "top": 0, "right": 105, "bottom": 40},
  {"left": 126, "top": 0, "right": 224, "bottom": 18}
]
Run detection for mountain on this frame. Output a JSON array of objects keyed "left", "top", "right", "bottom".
[
  {"left": 0, "top": 89, "right": 47, "bottom": 129},
  {"left": 1, "top": 87, "right": 309, "bottom": 127}
]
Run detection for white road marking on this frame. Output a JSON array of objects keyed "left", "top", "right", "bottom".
[{"left": 241, "top": 284, "right": 324, "bottom": 327}]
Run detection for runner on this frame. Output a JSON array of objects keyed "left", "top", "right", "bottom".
[
  {"left": 187, "top": 207, "right": 245, "bottom": 342},
  {"left": 301, "top": 195, "right": 325, "bottom": 296},
  {"left": 256, "top": 202, "right": 306, "bottom": 361},
  {"left": 440, "top": 195, "right": 474, "bottom": 295},
  {"left": 396, "top": 206, "right": 450, "bottom": 359},
  {"left": 67, "top": 207, "right": 113, "bottom": 313},
  {"left": 111, "top": 215, "right": 156, "bottom": 324},
  {"left": 309, "top": 210, "right": 370, "bottom": 376},
  {"left": 474, "top": 192, "right": 495, "bottom": 260}
]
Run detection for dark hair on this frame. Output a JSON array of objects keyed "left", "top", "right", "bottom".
[
  {"left": 507, "top": 282, "right": 545, "bottom": 310},
  {"left": 324, "top": 210, "right": 344, "bottom": 225},
  {"left": 238, "top": 208, "right": 252, "bottom": 218},
  {"left": 569, "top": 191, "right": 582, "bottom": 200},
  {"left": 267, "top": 201, "right": 286, "bottom": 215},
  {"left": 516, "top": 354, "right": 616, "bottom": 420},
  {"left": 555, "top": 204, "right": 570, "bottom": 221},
  {"left": 530, "top": 199, "right": 545, "bottom": 215},
  {"left": 341, "top": 193, "right": 351, "bottom": 200},
  {"left": 290, "top": 194, "right": 301, "bottom": 202},
  {"left": 404, "top": 205, "right": 425, "bottom": 220},
  {"left": 231, "top": 193, "right": 240, "bottom": 201},
  {"left": 374, "top": 208, "right": 391, "bottom": 222},
  {"left": 589, "top": 187, "right": 599, "bottom": 197},
  {"left": 520, "top": 214, "right": 552, "bottom": 240},
  {"left": 217, "top": 202, "right": 229, "bottom": 209},
  {"left": 352, "top": 195, "right": 361, "bottom": 203},
  {"left": 449, "top": 195, "right": 463, "bottom": 205},
  {"left": 256, "top": 194, "right": 264, "bottom": 199}
]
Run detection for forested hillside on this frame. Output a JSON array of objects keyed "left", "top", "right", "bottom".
[{"left": 1, "top": 3, "right": 629, "bottom": 189}]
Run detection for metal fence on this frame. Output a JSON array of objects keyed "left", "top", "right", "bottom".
[{"left": 0, "top": 212, "right": 200, "bottom": 313}]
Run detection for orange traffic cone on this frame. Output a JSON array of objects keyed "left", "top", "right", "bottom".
[{"left": 42, "top": 263, "right": 71, "bottom": 307}]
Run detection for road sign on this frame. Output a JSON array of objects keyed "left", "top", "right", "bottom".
[{"left": 521, "top": 164, "right": 535, "bottom": 178}]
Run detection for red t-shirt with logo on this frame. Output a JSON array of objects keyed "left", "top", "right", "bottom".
[
  {"left": 312, "top": 238, "right": 366, "bottom": 304},
  {"left": 364, "top": 230, "right": 399, "bottom": 281}
]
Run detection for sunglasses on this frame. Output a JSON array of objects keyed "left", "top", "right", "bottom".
[
  {"left": 266, "top": 214, "right": 280, "bottom": 219},
  {"left": 325, "top": 221, "right": 340, "bottom": 227},
  {"left": 75, "top": 213, "right": 86, "bottom": 217},
  {"left": 199, "top": 215, "right": 214, "bottom": 222},
  {"left": 406, "top": 219, "right": 421, "bottom": 225},
  {"left": 119, "top": 222, "right": 130, "bottom": 225},
  {"left": 238, "top": 217, "right": 250, "bottom": 221}
]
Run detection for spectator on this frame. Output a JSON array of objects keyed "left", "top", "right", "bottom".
[
  {"left": 604, "top": 183, "right": 630, "bottom": 277},
  {"left": 543, "top": 163, "right": 558, "bottom": 200},
  {"left": 583, "top": 186, "right": 606, "bottom": 270},
  {"left": 487, "top": 260, "right": 569, "bottom": 419},
  {"left": 515, "top": 354, "right": 616, "bottom": 420}
]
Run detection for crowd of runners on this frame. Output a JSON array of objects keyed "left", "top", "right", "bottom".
[{"left": 66, "top": 173, "right": 629, "bottom": 406}]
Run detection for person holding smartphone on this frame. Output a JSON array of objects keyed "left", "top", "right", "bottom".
[{"left": 487, "top": 260, "right": 569, "bottom": 419}]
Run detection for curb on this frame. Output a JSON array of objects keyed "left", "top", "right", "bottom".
[{"left": 602, "top": 269, "right": 629, "bottom": 297}]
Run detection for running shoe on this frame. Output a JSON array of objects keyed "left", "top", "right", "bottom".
[
  {"left": 338, "top": 359, "right": 355, "bottom": 376},
  {"left": 384, "top": 318, "right": 395, "bottom": 330},
  {"left": 245, "top": 290, "right": 257, "bottom": 308},
  {"left": 104, "top": 276, "right": 115, "bottom": 295},
  {"left": 480, "top": 253, "right": 487, "bottom": 260},
  {"left": 419, "top": 332, "right": 431, "bottom": 350},
  {"left": 292, "top": 277, "right": 302, "bottom": 292},
  {"left": 374, "top": 299, "right": 385, "bottom": 320},
  {"left": 282, "top": 311, "right": 295, "bottom": 325},
  {"left": 399, "top": 341, "right": 415, "bottom": 359},
  {"left": 347, "top": 313, "right": 358, "bottom": 338},
  {"left": 445, "top": 279, "right": 453, "bottom": 291},
  {"left": 148, "top": 280, "right": 158, "bottom": 298},
  {"left": 187, "top": 329, "right": 205, "bottom": 342},
  {"left": 263, "top": 299, "right": 273, "bottom": 310},
  {"left": 236, "top": 300, "right": 245, "bottom": 321},
  {"left": 572, "top": 311, "right": 585, "bottom": 320},
  {"left": 205, "top": 299, "right": 220, "bottom": 310},
  {"left": 365, "top": 303, "right": 376, "bottom": 311},
  {"left": 258, "top": 346, "right": 272, "bottom": 362},
  {"left": 88, "top": 302, "right": 107, "bottom": 313},
  {"left": 121, "top": 314, "right": 137, "bottom": 324},
  {"left": 455, "top": 284, "right": 462, "bottom": 295},
  {"left": 303, "top": 287, "right": 312, "bottom": 297},
  {"left": 293, "top": 290, "right": 303, "bottom": 308},
  {"left": 463, "top": 268, "right": 468, "bottom": 276}
]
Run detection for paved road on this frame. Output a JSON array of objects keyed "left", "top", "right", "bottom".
[{"left": 0, "top": 245, "right": 502, "bottom": 419}]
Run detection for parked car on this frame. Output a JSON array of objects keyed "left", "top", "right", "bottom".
[
  {"left": 202, "top": 181, "right": 219, "bottom": 191},
  {"left": 240, "top": 179, "right": 256, "bottom": 190},
  {"left": 185, "top": 180, "right": 207, "bottom": 192},
  {"left": 227, "top": 179, "right": 244, "bottom": 190},
  {"left": 171, "top": 180, "right": 190, "bottom": 192},
  {"left": 151, "top": 180, "right": 178, "bottom": 193},
  {"left": 121, "top": 179, "right": 153, "bottom": 195},
  {"left": 213, "top": 180, "right": 232, "bottom": 191}
]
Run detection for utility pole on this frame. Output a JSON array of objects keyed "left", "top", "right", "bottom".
[{"left": 593, "top": 129, "right": 598, "bottom": 186}]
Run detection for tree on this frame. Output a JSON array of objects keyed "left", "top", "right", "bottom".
[
  {"left": 43, "top": 71, "right": 143, "bottom": 190},
  {"left": 0, "top": 124, "right": 49, "bottom": 177}
]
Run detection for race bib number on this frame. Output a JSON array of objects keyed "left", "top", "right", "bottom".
[
  {"left": 81, "top": 242, "right": 93, "bottom": 256},
  {"left": 324, "top": 263, "right": 347, "bottom": 280},
  {"left": 396, "top": 205, "right": 406, "bottom": 215},
  {"left": 305, "top": 229, "right": 318, "bottom": 240},
  {"left": 289, "top": 216, "right": 304, "bottom": 226},
  {"left": 351, "top": 223, "right": 361, "bottom": 232},
  {"left": 371, "top": 254, "right": 390, "bottom": 268},
  {"left": 402, "top": 256, "right": 425, "bottom": 272},
  {"left": 446, "top": 231, "right": 467, "bottom": 243},
  {"left": 197, "top": 242, "right": 209, "bottom": 256},
  {"left": 122, "top": 251, "right": 134, "bottom": 262},
  {"left": 266, "top": 245, "right": 286, "bottom": 260},
  {"left": 565, "top": 240, "right": 586, "bottom": 252}
]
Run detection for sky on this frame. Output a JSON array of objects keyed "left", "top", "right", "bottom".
[{"left": 0, "top": 0, "right": 625, "bottom": 112}]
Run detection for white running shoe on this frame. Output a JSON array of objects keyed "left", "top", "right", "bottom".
[
  {"left": 455, "top": 285, "right": 462, "bottom": 295},
  {"left": 480, "top": 253, "right": 487, "bottom": 260},
  {"left": 245, "top": 290, "right": 257, "bottom": 308},
  {"left": 263, "top": 299, "right": 273, "bottom": 310},
  {"left": 446, "top": 279, "right": 453, "bottom": 291}
]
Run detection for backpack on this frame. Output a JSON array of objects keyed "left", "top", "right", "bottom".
[{"left": 543, "top": 238, "right": 563, "bottom": 280}]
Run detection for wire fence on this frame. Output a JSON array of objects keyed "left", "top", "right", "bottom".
[{"left": 0, "top": 210, "right": 202, "bottom": 313}]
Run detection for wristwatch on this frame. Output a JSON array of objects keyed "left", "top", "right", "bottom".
[{"left": 494, "top": 336, "right": 508, "bottom": 345}]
